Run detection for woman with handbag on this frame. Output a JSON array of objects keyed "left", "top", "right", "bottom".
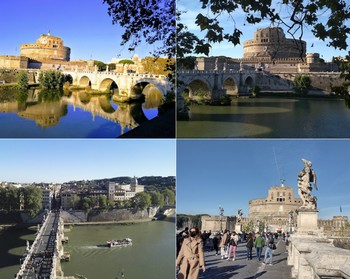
[{"left": 263, "top": 233, "right": 275, "bottom": 265}]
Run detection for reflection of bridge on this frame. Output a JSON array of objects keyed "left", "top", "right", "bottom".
[
  {"left": 62, "top": 92, "right": 150, "bottom": 134},
  {"left": 63, "top": 70, "right": 171, "bottom": 97},
  {"left": 16, "top": 210, "right": 64, "bottom": 279}
]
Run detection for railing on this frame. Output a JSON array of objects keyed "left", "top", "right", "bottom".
[{"left": 62, "top": 70, "right": 166, "bottom": 79}]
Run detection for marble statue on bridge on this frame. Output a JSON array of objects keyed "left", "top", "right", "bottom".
[
  {"left": 237, "top": 208, "right": 243, "bottom": 223},
  {"left": 297, "top": 159, "right": 318, "bottom": 209}
]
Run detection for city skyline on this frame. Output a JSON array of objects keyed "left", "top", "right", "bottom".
[
  {"left": 177, "top": 140, "right": 350, "bottom": 220},
  {"left": 0, "top": 0, "right": 162, "bottom": 62},
  {"left": 178, "top": 0, "right": 350, "bottom": 61},
  {"left": 0, "top": 140, "right": 176, "bottom": 184}
]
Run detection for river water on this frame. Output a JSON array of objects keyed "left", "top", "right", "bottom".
[
  {"left": 177, "top": 97, "right": 350, "bottom": 138},
  {"left": 62, "top": 220, "right": 175, "bottom": 279},
  {"left": 0, "top": 88, "right": 162, "bottom": 138},
  {"left": 0, "top": 220, "right": 175, "bottom": 279}
]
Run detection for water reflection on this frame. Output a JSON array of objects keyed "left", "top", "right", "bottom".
[{"left": 0, "top": 87, "right": 161, "bottom": 137}]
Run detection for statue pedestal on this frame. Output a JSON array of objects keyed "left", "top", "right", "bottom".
[
  {"left": 235, "top": 224, "right": 242, "bottom": 234},
  {"left": 297, "top": 209, "right": 319, "bottom": 234}
]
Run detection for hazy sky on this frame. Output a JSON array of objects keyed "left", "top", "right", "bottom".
[
  {"left": 178, "top": 0, "right": 350, "bottom": 61},
  {"left": 177, "top": 140, "right": 350, "bottom": 220},
  {"left": 0, "top": 0, "right": 163, "bottom": 62},
  {"left": 0, "top": 139, "right": 176, "bottom": 183}
]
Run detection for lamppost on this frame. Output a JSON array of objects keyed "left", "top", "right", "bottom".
[{"left": 219, "top": 205, "right": 224, "bottom": 232}]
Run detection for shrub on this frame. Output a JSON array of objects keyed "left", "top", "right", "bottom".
[
  {"left": 17, "top": 71, "right": 29, "bottom": 90},
  {"left": 293, "top": 75, "right": 312, "bottom": 95}
]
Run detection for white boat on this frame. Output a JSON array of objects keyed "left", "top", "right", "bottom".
[{"left": 106, "top": 238, "right": 132, "bottom": 248}]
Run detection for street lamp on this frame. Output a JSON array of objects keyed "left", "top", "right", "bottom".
[{"left": 219, "top": 205, "right": 224, "bottom": 232}]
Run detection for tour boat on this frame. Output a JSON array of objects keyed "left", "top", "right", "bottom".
[{"left": 106, "top": 238, "right": 132, "bottom": 248}]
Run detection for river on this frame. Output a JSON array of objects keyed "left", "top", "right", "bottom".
[
  {"left": 62, "top": 220, "right": 175, "bottom": 279},
  {"left": 0, "top": 220, "right": 175, "bottom": 279},
  {"left": 177, "top": 97, "right": 350, "bottom": 138},
  {"left": 0, "top": 87, "right": 162, "bottom": 138}
]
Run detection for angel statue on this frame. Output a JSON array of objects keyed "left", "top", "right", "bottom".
[
  {"left": 297, "top": 159, "right": 318, "bottom": 209},
  {"left": 237, "top": 209, "right": 243, "bottom": 223}
]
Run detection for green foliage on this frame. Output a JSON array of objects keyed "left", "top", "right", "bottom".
[
  {"left": 94, "top": 60, "right": 107, "bottom": 71},
  {"left": 81, "top": 197, "right": 92, "bottom": 211},
  {"left": 118, "top": 59, "right": 134, "bottom": 64},
  {"left": 243, "top": 220, "right": 255, "bottom": 233},
  {"left": 177, "top": 0, "right": 350, "bottom": 57},
  {"left": 22, "top": 187, "right": 42, "bottom": 218},
  {"left": 150, "top": 192, "right": 165, "bottom": 208},
  {"left": 103, "top": 0, "right": 175, "bottom": 58},
  {"left": 16, "top": 71, "right": 29, "bottom": 90},
  {"left": 108, "top": 63, "right": 116, "bottom": 70},
  {"left": 99, "top": 195, "right": 108, "bottom": 210},
  {"left": 161, "top": 188, "right": 175, "bottom": 205},
  {"left": 131, "top": 192, "right": 152, "bottom": 210},
  {"left": 293, "top": 75, "right": 312, "bottom": 95},
  {"left": 141, "top": 57, "right": 175, "bottom": 75},
  {"left": 177, "top": 57, "right": 197, "bottom": 70},
  {"left": 251, "top": 85, "right": 261, "bottom": 96},
  {"left": 331, "top": 85, "right": 348, "bottom": 97},
  {"left": 38, "top": 71, "right": 65, "bottom": 89}
]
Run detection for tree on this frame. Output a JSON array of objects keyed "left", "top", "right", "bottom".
[
  {"left": 293, "top": 75, "right": 312, "bottom": 95},
  {"left": 94, "top": 60, "right": 107, "bottom": 71},
  {"left": 103, "top": 0, "right": 175, "bottom": 58},
  {"left": 177, "top": 0, "right": 350, "bottom": 57},
  {"left": 132, "top": 192, "right": 151, "bottom": 210},
  {"left": 23, "top": 187, "right": 42, "bottom": 218},
  {"left": 81, "top": 197, "right": 92, "bottom": 211},
  {"left": 17, "top": 71, "right": 29, "bottom": 90},
  {"left": 118, "top": 59, "right": 134, "bottom": 65},
  {"left": 141, "top": 57, "right": 175, "bottom": 75},
  {"left": 99, "top": 195, "right": 108, "bottom": 210},
  {"left": 108, "top": 63, "right": 116, "bottom": 71},
  {"left": 150, "top": 191, "right": 164, "bottom": 208},
  {"left": 161, "top": 188, "right": 175, "bottom": 205},
  {"left": 38, "top": 71, "right": 65, "bottom": 89}
]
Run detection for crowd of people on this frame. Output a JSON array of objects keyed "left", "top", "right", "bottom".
[{"left": 176, "top": 227, "right": 290, "bottom": 279}]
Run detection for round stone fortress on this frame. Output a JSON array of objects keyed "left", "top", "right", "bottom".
[
  {"left": 243, "top": 27, "right": 306, "bottom": 59},
  {"left": 249, "top": 184, "right": 302, "bottom": 221},
  {"left": 20, "top": 32, "right": 70, "bottom": 61}
]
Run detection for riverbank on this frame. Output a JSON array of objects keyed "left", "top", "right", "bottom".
[{"left": 64, "top": 218, "right": 153, "bottom": 226}]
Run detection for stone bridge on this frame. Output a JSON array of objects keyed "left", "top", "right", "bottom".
[
  {"left": 177, "top": 69, "right": 258, "bottom": 99},
  {"left": 63, "top": 70, "right": 171, "bottom": 97}
]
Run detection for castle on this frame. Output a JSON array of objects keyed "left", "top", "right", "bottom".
[{"left": 0, "top": 32, "right": 89, "bottom": 71}]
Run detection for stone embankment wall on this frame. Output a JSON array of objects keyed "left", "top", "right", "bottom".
[
  {"left": 0, "top": 69, "right": 37, "bottom": 83},
  {"left": 61, "top": 207, "right": 159, "bottom": 223}
]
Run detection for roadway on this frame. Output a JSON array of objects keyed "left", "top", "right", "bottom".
[
  {"left": 198, "top": 238, "right": 292, "bottom": 279},
  {"left": 20, "top": 211, "right": 59, "bottom": 279}
]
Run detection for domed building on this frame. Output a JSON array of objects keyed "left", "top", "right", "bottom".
[
  {"left": 243, "top": 27, "right": 306, "bottom": 60},
  {"left": 20, "top": 32, "right": 71, "bottom": 61}
]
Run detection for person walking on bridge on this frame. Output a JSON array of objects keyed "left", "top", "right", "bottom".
[
  {"left": 176, "top": 227, "right": 206, "bottom": 279},
  {"left": 254, "top": 232, "right": 264, "bottom": 261}
]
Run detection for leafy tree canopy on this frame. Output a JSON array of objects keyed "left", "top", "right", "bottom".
[
  {"left": 177, "top": 0, "right": 350, "bottom": 57},
  {"left": 118, "top": 59, "right": 135, "bottom": 64},
  {"left": 103, "top": 0, "right": 175, "bottom": 58}
]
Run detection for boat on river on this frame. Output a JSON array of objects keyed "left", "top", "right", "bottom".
[{"left": 106, "top": 238, "right": 132, "bottom": 248}]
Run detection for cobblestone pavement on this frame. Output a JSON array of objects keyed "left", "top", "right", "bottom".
[{"left": 198, "top": 238, "right": 292, "bottom": 279}]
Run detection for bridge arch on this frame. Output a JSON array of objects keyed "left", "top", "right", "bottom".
[
  {"left": 184, "top": 79, "right": 211, "bottom": 98},
  {"left": 223, "top": 77, "right": 238, "bottom": 96},
  {"left": 99, "top": 78, "right": 119, "bottom": 93},
  {"left": 244, "top": 76, "right": 254, "bottom": 88},
  {"left": 79, "top": 76, "right": 91, "bottom": 87}
]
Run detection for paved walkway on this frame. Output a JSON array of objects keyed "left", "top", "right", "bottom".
[{"left": 199, "top": 238, "right": 292, "bottom": 279}]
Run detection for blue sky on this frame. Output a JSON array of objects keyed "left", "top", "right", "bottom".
[
  {"left": 0, "top": 139, "right": 176, "bottom": 183},
  {"left": 0, "top": 0, "right": 161, "bottom": 62},
  {"left": 178, "top": 0, "right": 350, "bottom": 62},
  {"left": 177, "top": 140, "right": 350, "bottom": 220}
]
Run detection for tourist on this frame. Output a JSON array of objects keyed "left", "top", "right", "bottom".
[
  {"left": 227, "top": 231, "right": 238, "bottom": 261},
  {"left": 219, "top": 229, "right": 229, "bottom": 259},
  {"left": 246, "top": 233, "right": 254, "bottom": 260},
  {"left": 254, "top": 232, "right": 264, "bottom": 261},
  {"left": 285, "top": 232, "right": 290, "bottom": 253},
  {"left": 176, "top": 227, "right": 206, "bottom": 279},
  {"left": 263, "top": 233, "right": 275, "bottom": 265},
  {"left": 212, "top": 233, "right": 220, "bottom": 255}
]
